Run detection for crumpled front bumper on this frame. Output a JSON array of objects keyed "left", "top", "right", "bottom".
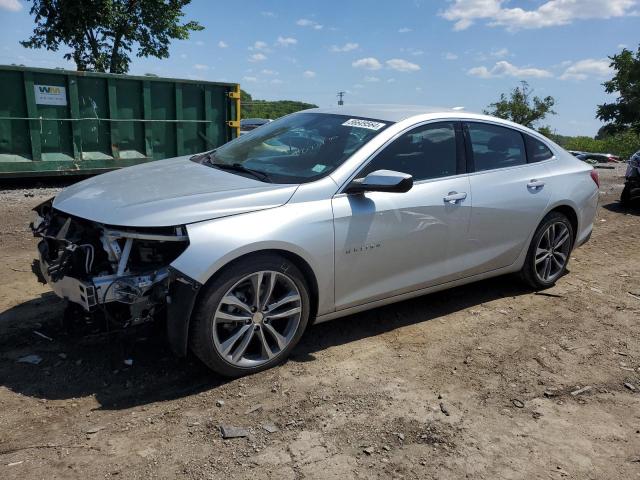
[{"left": 37, "top": 242, "right": 98, "bottom": 310}]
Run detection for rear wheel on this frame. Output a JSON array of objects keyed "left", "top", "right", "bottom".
[
  {"left": 520, "top": 212, "right": 574, "bottom": 289},
  {"left": 189, "top": 254, "right": 310, "bottom": 377}
]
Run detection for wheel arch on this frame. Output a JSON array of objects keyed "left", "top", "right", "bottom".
[
  {"left": 546, "top": 204, "right": 579, "bottom": 245},
  {"left": 167, "top": 248, "right": 320, "bottom": 357}
]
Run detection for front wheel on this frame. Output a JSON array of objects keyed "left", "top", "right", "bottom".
[
  {"left": 189, "top": 254, "right": 311, "bottom": 377},
  {"left": 520, "top": 212, "right": 574, "bottom": 289}
]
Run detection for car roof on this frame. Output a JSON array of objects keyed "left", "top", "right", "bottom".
[{"left": 304, "top": 104, "right": 477, "bottom": 123}]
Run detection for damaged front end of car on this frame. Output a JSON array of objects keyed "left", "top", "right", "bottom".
[{"left": 31, "top": 199, "right": 196, "bottom": 343}]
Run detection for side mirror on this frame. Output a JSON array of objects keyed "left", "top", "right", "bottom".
[{"left": 345, "top": 169, "right": 413, "bottom": 194}]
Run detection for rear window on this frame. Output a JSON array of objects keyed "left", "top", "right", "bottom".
[
  {"left": 525, "top": 135, "right": 554, "bottom": 163},
  {"left": 466, "top": 122, "right": 526, "bottom": 172}
]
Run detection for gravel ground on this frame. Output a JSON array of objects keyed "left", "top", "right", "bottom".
[{"left": 0, "top": 164, "right": 638, "bottom": 479}]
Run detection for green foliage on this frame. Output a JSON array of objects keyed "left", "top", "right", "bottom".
[
  {"left": 549, "top": 130, "right": 639, "bottom": 160},
  {"left": 596, "top": 45, "right": 640, "bottom": 135},
  {"left": 485, "top": 81, "right": 556, "bottom": 128},
  {"left": 21, "top": 0, "right": 203, "bottom": 74},
  {"left": 240, "top": 90, "right": 317, "bottom": 120}
]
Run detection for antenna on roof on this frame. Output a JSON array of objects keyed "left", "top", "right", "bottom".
[{"left": 337, "top": 91, "right": 345, "bottom": 106}]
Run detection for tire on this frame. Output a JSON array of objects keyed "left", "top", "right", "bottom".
[
  {"left": 189, "top": 254, "right": 311, "bottom": 377},
  {"left": 520, "top": 211, "right": 574, "bottom": 290}
]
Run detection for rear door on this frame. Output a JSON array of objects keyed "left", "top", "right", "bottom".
[
  {"left": 332, "top": 121, "right": 472, "bottom": 310},
  {"left": 462, "top": 122, "right": 553, "bottom": 276}
]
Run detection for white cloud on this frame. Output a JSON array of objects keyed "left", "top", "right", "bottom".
[
  {"left": 352, "top": 57, "right": 383, "bottom": 70},
  {"left": 491, "top": 47, "right": 509, "bottom": 58},
  {"left": 364, "top": 76, "right": 380, "bottom": 82},
  {"left": 218, "top": 40, "right": 228, "bottom": 48},
  {"left": 261, "top": 11, "right": 276, "bottom": 17},
  {"left": 271, "top": 78, "right": 283, "bottom": 84},
  {"left": 560, "top": 58, "right": 612, "bottom": 80},
  {"left": 303, "top": 70, "right": 316, "bottom": 78},
  {"left": 617, "top": 43, "right": 628, "bottom": 49},
  {"left": 261, "top": 69, "right": 278, "bottom": 75},
  {"left": 398, "top": 27, "right": 412, "bottom": 33},
  {"left": 444, "top": 52, "right": 459, "bottom": 60},
  {"left": 248, "top": 53, "right": 267, "bottom": 62},
  {"left": 468, "top": 60, "right": 552, "bottom": 78},
  {"left": 297, "top": 18, "right": 323, "bottom": 29},
  {"left": 243, "top": 76, "right": 258, "bottom": 82},
  {"left": 0, "top": 0, "right": 21, "bottom": 11},
  {"left": 193, "top": 64, "right": 209, "bottom": 71},
  {"left": 387, "top": 78, "right": 396, "bottom": 83},
  {"left": 276, "top": 36, "right": 297, "bottom": 47},
  {"left": 442, "top": 0, "right": 637, "bottom": 31},
  {"left": 250, "top": 41, "right": 269, "bottom": 51},
  {"left": 330, "top": 42, "right": 359, "bottom": 52},
  {"left": 195, "top": 40, "right": 205, "bottom": 46},
  {"left": 354, "top": 84, "right": 364, "bottom": 89},
  {"left": 386, "top": 58, "right": 421, "bottom": 72},
  {"left": 180, "top": 53, "right": 187, "bottom": 59}
]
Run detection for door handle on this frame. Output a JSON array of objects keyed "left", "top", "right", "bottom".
[
  {"left": 443, "top": 191, "right": 467, "bottom": 204},
  {"left": 527, "top": 179, "right": 545, "bottom": 189}
]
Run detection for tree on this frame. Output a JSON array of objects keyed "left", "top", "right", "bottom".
[
  {"left": 596, "top": 45, "right": 640, "bottom": 135},
  {"left": 21, "top": 0, "right": 203, "bottom": 74},
  {"left": 484, "top": 81, "right": 556, "bottom": 128}
]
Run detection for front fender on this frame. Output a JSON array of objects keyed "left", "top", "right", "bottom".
[{"left": 170, "top": 200, "right": 335, "bottom": 316}]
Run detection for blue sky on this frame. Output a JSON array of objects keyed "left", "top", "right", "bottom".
[{"left": 0, "top": 0, "right": 638, "bottom": 136}]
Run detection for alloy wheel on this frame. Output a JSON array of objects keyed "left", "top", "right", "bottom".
[
  {"left": 534, "top": 222, "right": 571, "bottom": 283},
  {"left": 212, "top": 271, "right": 302, "bottom": 367}
]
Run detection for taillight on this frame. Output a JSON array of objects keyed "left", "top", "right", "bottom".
[{"left": 590, "top": 170, "right": 600, "bottom": 188}]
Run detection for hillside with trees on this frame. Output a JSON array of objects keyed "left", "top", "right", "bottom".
[{"left": 240, "top": 90, "right": 317, "bottom": 120}]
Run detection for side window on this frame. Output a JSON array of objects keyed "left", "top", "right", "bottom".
[
  {"left": 359, "top": 122, "right": 457, "bottom": 181},
  {"left": 466, "top": 123, "right": 526, "bottom": 172},
  {"left": 525, "top": 134, "right": 554, "bottom": 163}
]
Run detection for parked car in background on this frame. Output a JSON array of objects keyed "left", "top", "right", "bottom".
[
  {"left": 580, "top": 152, "right": 622, "bottom": 163},
  {"left": 240, "top": 118, "right": 272, "bottom": 135},
  {"left": 31, "top": 106, "right": 599, "bottom": 377},
  {"left": 621, "top": 150, "right": 640, "bottom": 206}
]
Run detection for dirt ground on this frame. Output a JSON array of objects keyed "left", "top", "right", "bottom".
[{"left": 0, "top": 165, "right": 638, "bottom": 480}]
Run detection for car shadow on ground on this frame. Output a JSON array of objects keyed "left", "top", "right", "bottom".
[
  {"left": 0, "top": 275, "right": 532, "bottom": 410},
  {"left": 602, "top": 201, "right": 640, "bottom": 216}
]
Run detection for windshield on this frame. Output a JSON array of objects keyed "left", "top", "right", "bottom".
[{"left": 197, "top": 112, "right": 392, "bottom": 183}]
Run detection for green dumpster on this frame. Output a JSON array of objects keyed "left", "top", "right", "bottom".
[{"left": 0, "top": 65, "right": 241, "bottom": 178}]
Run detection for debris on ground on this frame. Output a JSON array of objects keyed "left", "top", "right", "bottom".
[
  {"left": 262, "top": 423, "right": 279, "bottom": 433},
  {"left": 512, "top": 399, "right": 525, "bottom": 408},
  {"left": 33, "top": 330, "right": 53, "bottom": 342},
  {"left": 216, "top": 399, "right": 225, "bottom": 408},
  {"left": 244, "top": 404, "right": 263, "bottom": 414},
  {"left": 85, "top": 426, "right": 105, "bottom": 434},
  {"left": 570, "top": 386, "right": 593, "bottom": 396},
  {"left": 220, "top": 425, "right": 249, "bottom": 439},
  {"left": 363, "top": 446, "right": 375, "bottom": 455},
  {"left": 17, "top": 354, "right": 42, "bottom": 365},
  {"left": 440, "top": 402, "right": 450, "bottom": 416},
  {"left": 624, "top": 383, "right": 636, "bottom": 392}
]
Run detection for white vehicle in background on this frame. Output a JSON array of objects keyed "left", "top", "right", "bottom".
[{"left": 32, "top": 106, "right": 599, "bottom": 377}]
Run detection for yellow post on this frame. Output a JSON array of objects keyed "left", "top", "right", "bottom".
[{"left": 227, "top": 84, "right": 241, "bottom": 137}]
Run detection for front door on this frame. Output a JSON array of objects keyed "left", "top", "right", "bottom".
[{"left": 332, "top": 121, "right": 472, "bottom": 310}]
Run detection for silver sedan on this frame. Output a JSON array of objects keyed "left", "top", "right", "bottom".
[{"left": 32, "top": 106, "right": 599, "bottom": 376}]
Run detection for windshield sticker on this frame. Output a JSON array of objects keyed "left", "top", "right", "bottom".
[
  {"left": 342, "top": 119, "right": 386, "bottom": 131},
  {"left": 312, "top": 164, "right": 327, "bottom": 173}
]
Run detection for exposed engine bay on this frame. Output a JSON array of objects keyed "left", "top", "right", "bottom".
[{"left": 31, "top": 199, "right": 189, "bottom": 329}]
